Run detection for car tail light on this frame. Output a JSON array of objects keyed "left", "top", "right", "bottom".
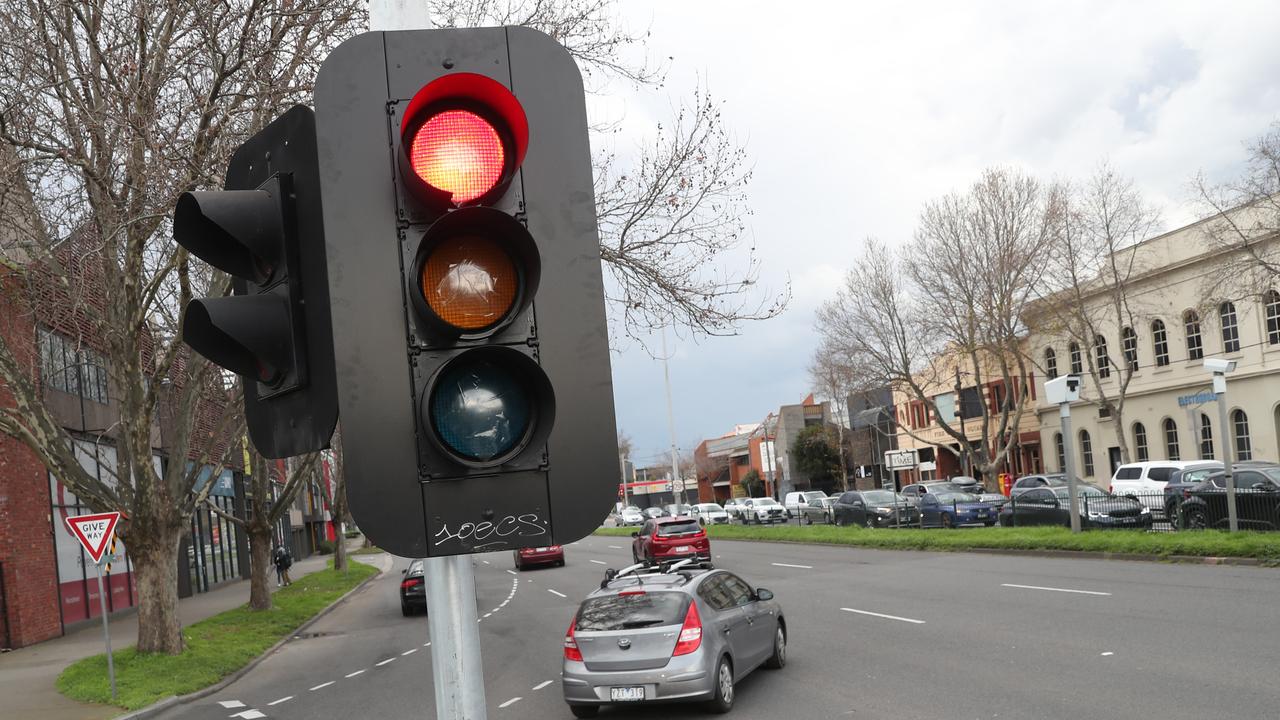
[
  {"left": 400, "top": 577, "right": 422, "bottom": 590},
  {"left": 619, "top": 590, "right": 646, "bottom": 596},
  {"left": 672, "top": 601, "right": 703, "bottom": 656},
  {"left": 563, "top": 616, "right": 583, "bottom": 661}
]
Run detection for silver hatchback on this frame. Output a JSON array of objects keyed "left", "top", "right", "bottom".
[{"left": 562, "top": 561, "right": 786, "bottom": 717}]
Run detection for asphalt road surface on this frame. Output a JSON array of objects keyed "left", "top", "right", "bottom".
[{"left": 160, "top": 538, "right": 1280, "bottom": 720}]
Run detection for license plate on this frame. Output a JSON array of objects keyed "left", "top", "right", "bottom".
[
  {"left": 674, "top": 545, "right": 692, "bottom": 552},
  {"left": 611, "top": 686, "right": 645, "bottom": 701}
]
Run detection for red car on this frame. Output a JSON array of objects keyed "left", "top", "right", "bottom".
[
  {"left": 631, "top": 517, "right": 711, "bottom": 565},
  {"left": 513, "top": 545, "right": 565, "bottom": 570}
]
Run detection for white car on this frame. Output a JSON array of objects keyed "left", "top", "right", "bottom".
[
  {"left": 783, "top": 490, "right": 828, "bottom": 518},
  {"left": 1109, "top": 461, "right": 1197, "bottom": 515},
  {"left": 618, "top": 506, "right": 645, "bottom": 526},
  {"left": 691, "top": 502, "right": 730, "bottom": 525},
  {"left": 743, "top": 497, "right": 787, "bottom": 524}
]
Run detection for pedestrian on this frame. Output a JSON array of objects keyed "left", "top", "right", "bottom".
[{"left": 273, "top": 544, "right": 293, "bottom": 587}]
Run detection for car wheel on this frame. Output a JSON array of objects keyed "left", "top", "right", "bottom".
[
  {"left": 834, "top": 514, "right": 846, "bottom": 527},
  {"left": 568, "top": 704, "right": 599, "bottom": 718},
  {"left": 765, "top": 624, "right": 787, "bottom": 669},
  {"left": 984, "top": 521, "right": 996, "bottom": 527},
  {"left": 558, "top": 559, "right": 566, "bottom": 567},
  {"left": 706, "top": 655, "right": 734, "bottom": 713},
  {"left": 1165, "top": 501, "right": 1180, "bottom": 530},
  {"left": 1184, "top": 506, "right": 1208, "bottom": 530},
  {"left": 941, "top": 513, "right": 954, "bottom": 529},
  {"left": 802, "top": 513, "right": 811, "bottom": 525},
  {"left": 401, "top": 600, "right": 413, "bottom": 617}
]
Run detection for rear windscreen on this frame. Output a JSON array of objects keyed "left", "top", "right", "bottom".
[
  {"left": 657, "top": 521, "right": 701, "bottom": 536},
  {"left": 576, "top": 592, "right": 689, "bottom": 631}
]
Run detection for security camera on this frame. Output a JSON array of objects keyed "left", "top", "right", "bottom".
[
  {"left": 1203, "top": 358, "right": 1237, "bottom": 373},
  {"left": 1044, "top": 374, "right": 1082, "bottom": 405}
]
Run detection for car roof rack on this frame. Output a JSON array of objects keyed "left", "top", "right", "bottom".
[{"left": 600, "top": 558, "right": 714, "bottom": 590}]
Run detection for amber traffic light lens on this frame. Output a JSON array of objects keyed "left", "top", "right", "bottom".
[
  {"left": 408, "top": 109, "right": 506, "bottom": 204},
  {"left": 420, "top": 236, "right": 519, "bottom": 331}
]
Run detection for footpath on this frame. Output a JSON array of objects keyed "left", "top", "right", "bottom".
[{"left": 0, "top": 540, "right": 364, "bottom": 720}]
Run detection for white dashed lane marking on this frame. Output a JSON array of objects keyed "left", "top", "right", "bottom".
[
  {"left": 499, "top": 697, "right": 522, "bottom": 708},
  {"left": 841, "top": 608, "right": 926, "bottom": 624},
  {"left": 230, "top": 711, "right": 266, "bottom": 719},
  {"left": 506, "top": 569, "right": 518, "bottom": 576},
  {"left": 267, "top": 696, "right": 293, "bottom": 706},
  {"left": 218, "top": 701, "right": 246, "bottom": 709},
  {"left": 548, "top": 589, "right": 567, "bottom": 598},
  {"left": 771, "top": 562, "right": 812, "bottom": 569},
  {"left": 589, "top": 560, "right": 607, "bottom": 565},
  {"left": 608, "top": 545, "right": 623, "bottom": 549},
  {"left": 533, "top": 680, "right": 554, "bottom": 691},
  {"left": 346, "top": 670, "right": 366, "bottom": 678},
  {"left": 376, "top": 658, "right": 396, "bottom": 667},
  {"left": 1001, "top": 583, "right": 1111, "bottom": 596},
  {"left": 402, "top": 648, "right": 417, "bottom": 656},
  {"left": 1101, "top": 651, "right": 1115, "bottom": 656},
  {"left": 310, "top": 681, "right": 335, "bottom": 691}
]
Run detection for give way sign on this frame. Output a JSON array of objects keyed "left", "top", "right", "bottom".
[{"left": 66, "top": 512, "right": 121, "bottom": 564}]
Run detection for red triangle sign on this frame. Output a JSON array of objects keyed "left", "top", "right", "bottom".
[{"left": 66, "top": 512, "right": 121, "bottom": 564}]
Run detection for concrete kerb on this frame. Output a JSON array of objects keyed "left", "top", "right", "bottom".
[{"left": 113, "top": 554, "right": 391, "bottom": 720}]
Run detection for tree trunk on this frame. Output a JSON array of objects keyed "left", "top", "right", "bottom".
[
  {"left": 248, "top": 523, "right": 273, "bottom": 611},
  {"left": 132, "top": 524, "right": 184, "bottom": 654}
]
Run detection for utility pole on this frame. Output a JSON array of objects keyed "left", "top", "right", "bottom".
[
  {"left": 662, "top": 328, "right": 685, "bottom": 505},
  {"left": 1206, "top": 359, "right": 1239, "bottom": 531}
]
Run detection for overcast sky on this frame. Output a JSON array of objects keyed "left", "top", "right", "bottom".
[{"left": 594, "top": 0, "right": 1280, "bottom": 468}]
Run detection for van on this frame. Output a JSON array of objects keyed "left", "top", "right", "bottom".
[
  {"left": 783, "top": 490, "right": 828, "bottom": 518},
  {"left": 1109, "top": 461, "right": 1198, "bottom": 514}
]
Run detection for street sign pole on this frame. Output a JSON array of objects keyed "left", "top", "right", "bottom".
[
  {"left": 93, "top": 559, "right": 117, "bottom": 701},
  {"left": 1060, "top": 403, "right": 1082, "bottom": 533},
  {"left": 425, "top": 556, "right": 486, "bottom": 719}
]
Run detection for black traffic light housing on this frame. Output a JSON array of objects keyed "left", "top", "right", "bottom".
[
  {"left": 315, "top": 27, "right": 618, "bottom": 558},
  {"left": 173, "top": 106, "right": 337, "bottom": 457}
]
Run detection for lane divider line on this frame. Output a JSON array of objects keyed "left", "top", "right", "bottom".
[
  {"left": 589, "top": 560, "right": 607, "bottom": 565},
  {"left": 402, "top": 648, "right": 417, "bottom": 656},
  {"left": 772, "top": 562, "right": 813, "bottom": 569},
  {"left": 267, "top": 696, "right": 293, "bottom": 706},
  {"left": 533, "top": 680, "right": 554, "bottom": 691},
  {"left": 345, "top": 670, "right": 366, "bottom": 678},
  {"left": 548, "top": 588, "right": 567, "bottom": 598},
  {"left": 1001, "top": 583, "right": 1111, "bottom": 596},
  {"left": 376, "top": 658, "right": 396, "bottom": 667},
  {"left": 506, "top": 570, "right": 518, "bottom": 576},
  {"left": 608, "top": 545, "right": 623, "bottom": 549},
  {"left": 309, "top": 681, "right": 335, "bottom": 691},
  {"left": 841, "top": 607, "right": 926, "bottom": 624},
  {"left": 499, "top": 697, "right": 522, "bottom": 708}
]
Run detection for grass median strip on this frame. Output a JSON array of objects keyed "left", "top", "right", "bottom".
[
  {"left": 57, "top": 560, "right": 378, "bottom": 711},
  {"left": 594, "top": 524, "right": 1280, "bottom": 563}
]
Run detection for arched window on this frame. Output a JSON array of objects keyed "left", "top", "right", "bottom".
[
  {"left": 1163, "top": 418, "right": 1180, "bottom": 461},
  {"left": 1054, "top": 432, "right": 1065, "bottom": 472},
  {"left": 1133, "top": 422, "right": 1149, "bottom": 462},
  {"left": 1220, "top": 301, "right": 1240, "bottom": 353},
  {"left": 1122, "top": 327, "right": 1138, "bottom": 373},
  {"left": 1080, "top": 430, "right": 1094, "bottom": 476},
  {"left": 1199, "top": 413, "right": 1214, "bottom": 460},
  {"left": 1265, "top": 290, "right": 1280, "bottom": 346},
  {"left": 1045, "top": 347, "right": 1058, "bottom": 379},
  {"left": 1094, "top": 334, "right": 1111, "bottom": 379},
  {"left": 1151, "top": 319, "right": 1170, "bottom": 367},
  {"left": 1184, "top": 310, "right": 1203, "bottom": 361},
  {"left": 1233, "top": 409, "right": 1253, "bottom": 461},
  {"left": 1068, "top": 341, "right": 1082, "bottom": 374}
]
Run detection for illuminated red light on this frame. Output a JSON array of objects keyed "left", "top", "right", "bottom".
[{"left": 409, "top": 110, "right": 505, "bottom": 204}]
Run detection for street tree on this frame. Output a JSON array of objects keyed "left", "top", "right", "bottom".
[
  {"left": 1031, "top": 165, "right": 1161, "bottom": 464},
  {"left": 809, "top": 340, "right": 872, "bottom": 491},
  {"left": 314, "top": 427, "right": 348, "bottom": 572},
  {"left": 816, "top": 168, "right": 1054, "bottom": 478},
  {"left": 791, "top": 425, "right": 841, "bottom": 491},
  {"left": 739, "top": 468, "right": 764, "bottom": 498}
]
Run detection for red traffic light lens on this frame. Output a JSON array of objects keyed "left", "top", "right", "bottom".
[
  {"left": 408, "top": 110, "right": 506, "bottom": 205},
  {"left": 420, "top": 235, "right": 519, "bottom": 331}
]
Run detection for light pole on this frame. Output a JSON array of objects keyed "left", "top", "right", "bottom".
[
  {"left": 1204, "top": 359, "right": 1239, "bottom": 531},
  {"left": 1045, "top": 375, "right": 1083, "bottom": 533}
]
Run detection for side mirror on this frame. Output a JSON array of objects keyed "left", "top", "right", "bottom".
[
  {"left": 631, "top": 531, "right": 639, "bottom": 538},
  {"left": 755, "top": 588, "right": 774, "bottom": 602}
]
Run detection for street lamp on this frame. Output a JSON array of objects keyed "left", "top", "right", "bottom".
[
  {"left": 1204, "top": 358, "right": 1239, "bottom": 531},
  {"left": 1044, "top": 374, "right": 1083, "bottom": 533}
]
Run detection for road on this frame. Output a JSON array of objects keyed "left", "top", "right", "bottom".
[{"left": 161, "top": 537, "right": 1280, "bottom": 720}]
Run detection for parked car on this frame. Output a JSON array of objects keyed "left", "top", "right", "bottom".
[
  {"left": 514, "top": 545, "right": 565, "bottom": 570},
  {"left": 643, "top": 506, "right": 670, "bottom": 520},
  {"left": 632, "top": 517, "right": 711, "bottom": 564},
  {"left": 723, "top": 498, "right": 751, "bottom": 522},
  {"left": 664, "top": 503, "right": 694, "bottom": 518},
  {"left": 1161, "top": 462, "right": 1224, "bottom": 525},
  {"left": 999, "top": 485, "right": 1151, "bottom": 529},
  {"left": 900, "top": 481, "right": 963, "bottom": 500},
  {"left": 1008, "top": 473, "right": 1073, "bottom": 497},
  {"left": 918, "top": 491, "right": 997, "bottom": 528},
  {"left": 832, "top": 490, "right": 919, "bottom": 527},
  {"left": 619, "top": 506, "right": 646, "bottom": 526},
  {"left": 1179, "top": 467, "right": 1280, "bottom": 530},
  {"left": 740, "top": 497, "right": 787, "bottom": 524},
  {"left": 1109, "top": 461, "right": 1198, "bottom": 514},
  {"left": 691, "top": 502, "right": 731, "bottom": 525},
  {"left": 783, "top": 490, "right": 828, "bottom": 518},
  {"left": 563, "top": 562, "right": 785, "bottom": 717},
  {"left": 799, "top": 496, "right": 839, "bottom": 525},
  {"left": 400, "top": 559, "right": 427, "bottom": 616}
]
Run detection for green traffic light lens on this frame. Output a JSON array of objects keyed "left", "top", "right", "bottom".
[{"left": 429, "top": 357, "right": 532, "bottom": 462}]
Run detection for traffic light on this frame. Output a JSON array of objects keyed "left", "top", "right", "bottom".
[
  {"left": 315, "top": 27, "right": 618, "bottom": 558},
  {"left": 173, "top": 106, "right": 337, "bottom": 457}
]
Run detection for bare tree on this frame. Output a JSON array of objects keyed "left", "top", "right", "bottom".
[
  {"left": 1033, "top": 165, "right": 1161, "bottom": 463},
  {"left": 816, "top": 168, "right": 1054, "bottom": 478},
  {"left": 808, "top": 342, "right": 867, "bottom": 491},
  {"left": 314, "top": 427, "right": 348, "bottom": 572}
]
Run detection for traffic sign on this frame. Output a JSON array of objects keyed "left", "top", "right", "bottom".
[{"left": 65, "top": 512, "right": 121, "bottom": 564}]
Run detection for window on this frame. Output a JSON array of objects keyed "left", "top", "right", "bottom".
[
  {"left": 1121, "top": 327, "right": 1138, "bottom": 373},
  {"left": 1054, "top": 433, "right": 1065, "bottom": 472},
  {"left": 1133, "top": 422, "right": 1149, "bottom": 462},
  {"left": 1080, "top": 430, "right": 1094, "bottom": 476},
  {"left": 1114, "top": 466, "right": 1142, "bottom": 480},
  {"left": 1045, "top": 347, "right": 1058, "bottom": 379},
  {"left": 1146, "top": 467, "right": 1175, "bottom": 483},
  {"left": 578, "top": 592, "right": 690, "bottom": 630},
  {"left": 37, "top": 327, "right": 109, "bottom": 404},
  {"left": 1069, "top": 342, "right": 1082, "bottom": 374},
  {"left": 1184, "top": 311, "right": 1203, "bottom": 361},
  {"left": 1233, "top": 409, "right": 1253, "bottom": 461},
  {"left": 1093, "top": 335, "right": 1110, "bottom": 378},
  {"left": 1152, "top": 320, "right": 1170, "bottom": 367},
  {"left": 1199, "top": 413, "right": 1214, "bottom": 460},
  {"left": 1219, "top": 301, "right": 1240, "bottom": 353},
  {"left": 1163, "top": 418, "right": 1180, "bottom": 461},
  {"left": 1266, "top": 290, "right": 1280, "bottom": 346}
]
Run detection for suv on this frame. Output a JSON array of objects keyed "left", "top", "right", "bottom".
[
  {"left": 1110, "top": 461, "right": 1197, "bottom": 515},
  {"left": 631, "top": 517, "right": 711, "bottom": 564},
  {"left": 741, "top": 497, "right": 787, "bottom": 524},
  {"left": 563, "top": 560, "right": 785, "bottom": 717},
  {"left": 783, "top": 491, "right": 827, "bottom": 518},
  {"left": 723, "top": 498, "right": 751, "bottom": 522},
  {"left": 1179, "top": 467, "right": 1280, "bottom": 530}
]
